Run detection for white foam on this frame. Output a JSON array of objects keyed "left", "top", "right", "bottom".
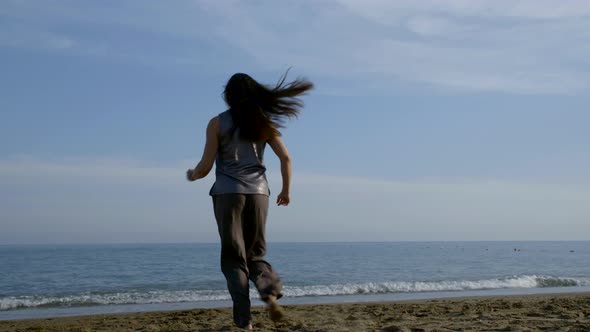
[{"left": 2, "top": 275, "right": 589, "bottom": 311}]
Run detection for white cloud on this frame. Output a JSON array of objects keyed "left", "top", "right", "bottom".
[
  {"left": 2, "top": 1, "right": 590, "bottom": 93},
  {"left": 336, "top": 0, "right": 590, "bottom": 21},
  {"left": 190, "top": 1, "right": 590, "bottom": 94}
]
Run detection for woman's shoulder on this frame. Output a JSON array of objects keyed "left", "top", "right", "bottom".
[{"left": 208, "top": 115, "right": 220, "bottom": 130}]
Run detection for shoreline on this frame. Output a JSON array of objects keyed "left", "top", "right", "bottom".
[
  {"left": 1, "top": 292, "right": 589, "bottom": 331},
  {"left": 3, "top": 285, "right": 590, "bottom": 322}
]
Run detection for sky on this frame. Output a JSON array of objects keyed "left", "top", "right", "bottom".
[{"left": 1, "top": 0, "right": 590, "bottom": 244}]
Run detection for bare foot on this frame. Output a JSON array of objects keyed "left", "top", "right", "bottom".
[
  {"left": 240, "top": 323, "right": 253, "bottom": 331},
  {"left": 266, "top": 295, "right": 285, "bottom": 322}
]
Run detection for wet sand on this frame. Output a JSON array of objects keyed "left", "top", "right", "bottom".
[{"left": 1, "top": 292, "right": 589, "bottom": 331}]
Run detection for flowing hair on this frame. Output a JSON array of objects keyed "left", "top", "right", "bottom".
[{"left": 223, "top": 70, "right": 314, "bottom": 141}]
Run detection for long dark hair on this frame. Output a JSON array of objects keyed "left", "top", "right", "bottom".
[{"left": 223, "top": 70, "right": 314, "bottom": 141}]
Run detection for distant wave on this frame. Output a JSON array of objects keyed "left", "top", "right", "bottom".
[
  {"left": 2, "top": 275, "right": 589, "bottom": 311},
  {"left": 0, "top": 290, "right": 229, "bottom": 311}
]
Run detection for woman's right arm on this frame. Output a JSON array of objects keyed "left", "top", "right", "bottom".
[
  {"left": 268, "top": 135, "right": 292, "bottom": 206},
  {"left": 186, "top": 117, "right": 219, "bottom": 181}
]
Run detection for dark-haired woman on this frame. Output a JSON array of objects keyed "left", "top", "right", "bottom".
[{"left": 187, "top": 72, "right": 313, "bottom": 331}]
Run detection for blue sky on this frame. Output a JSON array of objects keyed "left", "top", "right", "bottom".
[{"left": 1, "top": 0, "right": 590, "bottom": 244}]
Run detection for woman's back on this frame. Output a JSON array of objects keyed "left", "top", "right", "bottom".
[{"left": 209, "top": 110, "right": 269, "bottom": 196}]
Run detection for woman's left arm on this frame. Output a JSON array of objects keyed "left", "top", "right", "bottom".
[{"left": 186, "top": 117, "right": 219, "bottom": 181}]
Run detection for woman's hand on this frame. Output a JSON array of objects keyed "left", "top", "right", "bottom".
[
  {"left": 277, "top": 191, "right": 290, "bottom": 206},
  {"left": 186, "top": 169, "right": 197, "bottom": 182}
]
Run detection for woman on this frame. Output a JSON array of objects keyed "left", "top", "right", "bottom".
[{"left": 186, "top": 72, "right": 313, "bottom": 330}]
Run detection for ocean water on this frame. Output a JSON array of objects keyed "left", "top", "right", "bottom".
[{"left": 1, "top": 242, "right": 590, "bottom": 320}]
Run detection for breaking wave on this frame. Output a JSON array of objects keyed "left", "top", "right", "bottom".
[{"left": 2, "top": 275, "right": 589, "bottom": 311}]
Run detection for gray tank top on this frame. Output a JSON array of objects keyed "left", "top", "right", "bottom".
[{"left": 209, "top": 110, "right": 270, "bottom": 196}]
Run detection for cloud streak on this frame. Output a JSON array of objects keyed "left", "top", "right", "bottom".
[{"left": 2, "top": 156, "right": 589, "bottom": 243}]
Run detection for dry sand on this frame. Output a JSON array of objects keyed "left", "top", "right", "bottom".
[{"left": 1, "top": 293, "right": 589, "bottom": 331}]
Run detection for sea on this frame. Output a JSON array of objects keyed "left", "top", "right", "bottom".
[{"left": 1, "top": 241, "right": 590, "bottom": 320}]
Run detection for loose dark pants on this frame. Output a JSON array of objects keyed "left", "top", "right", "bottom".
[{"left": 212, "top": 194, "right": 283, "bottom": 328}]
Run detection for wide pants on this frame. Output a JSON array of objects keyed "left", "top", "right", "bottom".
[{"left": 212, "top": 194, "right": 283, "bottom": 328}]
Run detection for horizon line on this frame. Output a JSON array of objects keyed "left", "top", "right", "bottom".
[{"left": 1, "top": 239, "right": 589, "bottom": 246}]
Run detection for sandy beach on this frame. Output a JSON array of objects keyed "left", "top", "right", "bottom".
[{"left": 1, "top": 293, "right": 589, "bottom": 331}]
